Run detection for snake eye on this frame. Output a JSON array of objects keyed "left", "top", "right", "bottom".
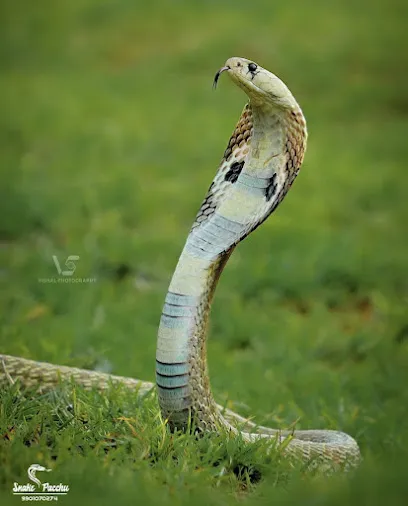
[{"left": 248, "top": 62, "right": 257, "bottom": 73}]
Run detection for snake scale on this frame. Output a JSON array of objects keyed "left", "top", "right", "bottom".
[{"left": 1, "top": 58, "right": 360, "bottom": 469}]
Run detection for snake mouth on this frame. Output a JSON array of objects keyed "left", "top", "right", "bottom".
[
  {"left": 213, "top": 66, "right": 230, "bottom": 89},
  {"left": 213, "top": 61, "right": 266, "bottom": 102}
]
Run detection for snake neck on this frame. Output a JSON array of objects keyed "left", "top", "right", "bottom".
[
  {"left": 156, "top": 100, "right": 306, "bottom": 432},
  {"left": 156, "top": 243, "right": 233, "bottom": 430}
]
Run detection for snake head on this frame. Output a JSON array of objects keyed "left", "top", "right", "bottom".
[{"left": 214, "top": 57, "right": 298, "bottom": 110}]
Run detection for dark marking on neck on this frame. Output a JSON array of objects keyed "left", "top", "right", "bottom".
[
  {"left": 265, "top": 173, "right": 278, "bottom": 201},
  {"left": 225, "top": 161, "right": 244, "bottom": 183}
]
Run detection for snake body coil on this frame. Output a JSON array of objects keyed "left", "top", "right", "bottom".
[{"left": 0, "top": 57, "right": 360, "bottom": 468}]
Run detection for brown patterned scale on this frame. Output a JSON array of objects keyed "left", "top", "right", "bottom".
[{"left": 191, "top": 105, "right": 253, "bottom": 230}]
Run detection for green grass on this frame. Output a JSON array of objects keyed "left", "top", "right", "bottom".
[{"left": 1, "top": 0, "right": 408, "bottom": 504}]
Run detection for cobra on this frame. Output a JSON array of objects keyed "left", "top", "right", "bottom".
[{"left": 0, "top": 57, "right": 360, "bottom": 469}]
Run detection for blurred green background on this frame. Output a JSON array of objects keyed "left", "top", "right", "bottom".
[{"left": 1, "top": 0, "right": 408, "bottom": 504}]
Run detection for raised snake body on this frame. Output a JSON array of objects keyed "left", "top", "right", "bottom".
[{"left": 0, "top": 58, "right": 360, "bottom": 468}]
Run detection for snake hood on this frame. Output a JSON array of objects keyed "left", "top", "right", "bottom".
[{"left": 214, "top": 57, "right": 299, "bottom": 110}]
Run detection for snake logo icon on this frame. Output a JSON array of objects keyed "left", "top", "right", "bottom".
[{"left": 27, "top": 464, "right": 51, "bottom": 489}]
